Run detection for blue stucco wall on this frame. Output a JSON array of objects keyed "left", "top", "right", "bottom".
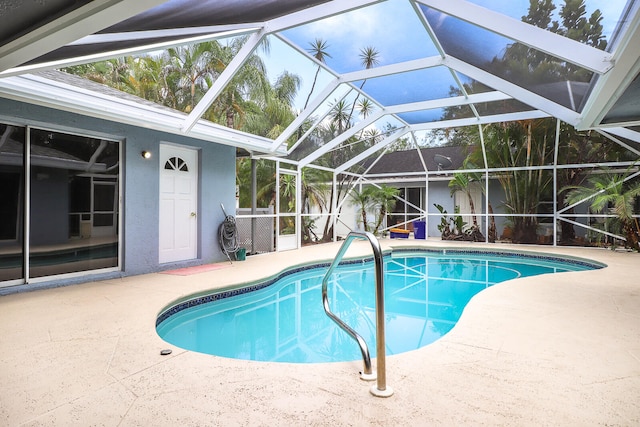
[{"left": 0, "top": 98, "right": 235, "bottom": 282}]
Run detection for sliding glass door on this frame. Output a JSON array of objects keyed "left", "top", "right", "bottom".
[
  {"left": 0, "top": 124, "right": 25, "bottom": 282},
  {"left": 0, "top": 123, "right": 120, "bottom": 285}
]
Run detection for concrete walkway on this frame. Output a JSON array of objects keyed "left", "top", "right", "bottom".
[{"left": 1, "top": 240, "right": 639, "bottom": 426}]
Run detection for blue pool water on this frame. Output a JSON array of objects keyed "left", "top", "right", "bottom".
[{"left": 156, "top": 250, "right": 601, "bottom": 363}]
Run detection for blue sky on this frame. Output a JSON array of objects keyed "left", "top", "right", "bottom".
[{"left": 259, "top": 0, "right": 629, "bottom": 120}]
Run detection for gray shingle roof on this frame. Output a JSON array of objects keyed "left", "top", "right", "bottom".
[{"left": 364, "top": 145, "right": 469, "bottom": 176}]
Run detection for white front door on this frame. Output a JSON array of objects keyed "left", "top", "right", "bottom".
[{"left": 159, "top": 144, "right": 198, "bottom": 264}]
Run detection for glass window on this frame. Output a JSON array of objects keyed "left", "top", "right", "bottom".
[
  {"left": 0, "top": 124, "right": 25, "bottom": 282},
  {"left": 28, "top": 128, "right": 120, "bottom": 279},
  {"left": 407, "top": 188, "right": 422, "bottom": 213}
]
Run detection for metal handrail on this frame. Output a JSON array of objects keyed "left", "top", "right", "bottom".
[{"left": 321, "top": 231, "right": 393, "bottom": 397}]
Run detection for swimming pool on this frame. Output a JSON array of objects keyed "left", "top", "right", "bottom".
[{"left": 156, "top": 249, "right": 602, "bottom": 363}]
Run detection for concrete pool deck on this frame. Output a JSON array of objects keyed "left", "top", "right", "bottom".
[{"left": 1, "top": 239, "right": 639, "bottom": 426}]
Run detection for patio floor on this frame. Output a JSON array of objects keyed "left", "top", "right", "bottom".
[{"left": 1, "top": 239, "right": 639, "bottom": 426}]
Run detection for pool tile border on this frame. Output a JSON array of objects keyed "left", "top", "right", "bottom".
[
  {"left": 391, "top": 247, "right": 606, "bottom": 269},
  {"left": 155, "top": 257, "right": 372, "bottom": 327}
]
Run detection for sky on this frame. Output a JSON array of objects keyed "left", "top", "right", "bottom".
[
  {"left": 257, "top": 0, "right": 630, "bottom": 133},
  {"left": 140, "top": 0, "right": 629, "bottom": 124},
  {"left": 262, "top": 0, "right": 439, "bottom": 129}
]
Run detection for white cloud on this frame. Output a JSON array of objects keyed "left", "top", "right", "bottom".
[{"left": 303, "top": 7, "right": 381, "bottom": 43}]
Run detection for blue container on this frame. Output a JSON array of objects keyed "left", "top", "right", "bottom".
[{"left": 413, "top": 220, "right": 426, "bottom": 239}]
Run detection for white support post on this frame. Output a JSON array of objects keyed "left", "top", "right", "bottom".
[
  {"left": 479, "top": 124, "right": 489, "bottom": 243},
  {"left": 332, "top": 173, "right": 338, "bottom": 242},
  {"left": 553, "top": 119, "right": 561, "bottom": 247},
  {"left": 24, "top": 126, "right": 31, "bottom": 283},
  {"left": 425, "top": 173, "right": 429, "bottom": 237},
  {"left": 275, "top": 161, "right": 280, "bottom": 251},
  {"left": 296, "top": 167, "right": 302, "bottom": 249}
]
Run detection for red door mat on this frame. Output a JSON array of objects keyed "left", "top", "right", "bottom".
[{"left": 160, "top": 263, "right": 231, "bottom": 276}]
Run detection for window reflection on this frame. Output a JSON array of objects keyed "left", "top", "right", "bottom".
[
  {"left": 422, "top": 6, "right": 595, "bottom": 111},
  {"left": 28, "top": 129, "right": 119, "bottom": 278},
  {"left": 0, "top": 125, "right": 25, "bottom": 281},
  {"left": 0, "top": 124, "right": 120, "bottom": 284}
]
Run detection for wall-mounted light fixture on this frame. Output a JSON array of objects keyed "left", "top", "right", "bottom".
[{"left": 141, "top": 150, "right": 152, "bottom": 159}]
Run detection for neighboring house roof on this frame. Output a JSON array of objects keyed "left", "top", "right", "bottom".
[{"left": 364, "top": 145, "right": 469, "bottom": 177}]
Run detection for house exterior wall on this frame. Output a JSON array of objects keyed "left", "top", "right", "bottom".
[
  {"left": 0, "top": 99, "right": 235, "bottom": 286},
  {"left": 332, "top": 179, "right": 514, "bottom": 240},
  {"left": 324, "top": 177, "right": 593, "bottom": 244},
  {"left": 331, "top": 181, "right": 463, "bottom": 239},
  {"left": 426, "top": 181, "right": 455, "bottom": 237}
]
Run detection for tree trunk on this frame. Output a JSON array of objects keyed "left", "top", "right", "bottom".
[
  {"left": 513, "top": 217, "right": 538, "bottom": 244},
  {"left": 361, "top": 208, "right": 368, "bottom": 232},
  {"left": 560, "top": 207, "right": 577, "bottom": 244},
  {"left": 373, "top": 207, "right": 386, "bottom": 235},
  {"left": 623, "top": 222, "right": 640, "bottom": 251},
  {"left": 488, "top": 203, "right": 497, "bottom": 243},
  {"left": 466, "top": 190, "right": 478, "bottom": 227}
]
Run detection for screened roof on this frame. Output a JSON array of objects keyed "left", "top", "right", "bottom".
[{"left": 0, "top": 0, "right": 639, "bottom": 168}]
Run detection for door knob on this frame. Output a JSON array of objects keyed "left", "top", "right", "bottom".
[{"left": 190, "top": 212, "right": 197, "bottom": 217}]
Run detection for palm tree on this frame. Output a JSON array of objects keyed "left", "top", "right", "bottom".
[
  {"left": 347, "top": 46, "right": 379, "bottom": 123},
  {"left": 563, "top": 169, "right": 640, "bottom": 250},
  {"left": 448, "top": 170, "right": 488, "bottom": 242},
  {"left": 303, "top": 38, "right": 332, "bottom": 110},
  {"left": 329, "top": 99, "right": 352, "bottom": 134},
  {"left": 63, "top": 57, "right": 132, "bottom": 92},
  {"left": 350, "top": 187, "right": 375, "bottom": 232},
  {"left": 121, "top": 56, "right": 165, "bottom": 103},
  {"left": 236, "top": 158, "right": 277, "bottom": 208},
  {"left": 370, "top": 185, "right": 399, "bottom": 235},
  {"left": 466, "top": 120, "right": 554, "bottom": 243},
  {"left": 357, "top": 98, "right": 375, "bottom": 120},
  {"left": 449, "top": 172, "right": 478, "bottom": 228},
  {"left": 359, "top": 46, "right": 380, "bottom": 74},
  {"left": 300, "top": 166, "right": 330, "bottom": 243},
  {"left": 164, "top": 43, "right": 216, "bottom": 112},
  {"left": 555, "top": 125, "right": 632, "bottom": 244},
  {"left": 207, "top": 38, "right": 270, "bottom": 130},
  {"left": 243, "top": 71, "right": 301, "bottom": 139}
]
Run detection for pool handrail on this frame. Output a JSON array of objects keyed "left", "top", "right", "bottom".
[{"left": 321, "top": 231, "right": 393, "bottom": 397}]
